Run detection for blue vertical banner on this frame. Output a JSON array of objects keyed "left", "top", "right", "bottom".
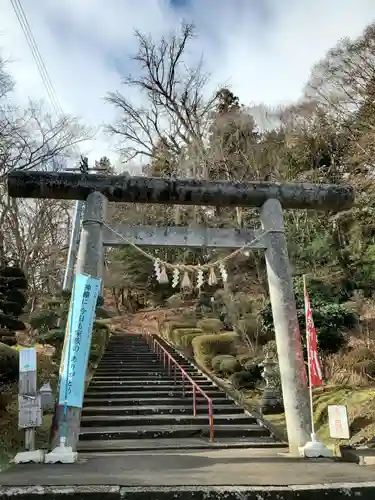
[{"left": 58, "top": 273, "right": 101, "bottom": 408}]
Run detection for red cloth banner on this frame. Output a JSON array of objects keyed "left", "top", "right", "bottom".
[{"left": 304, "top": 282, "right": 324, "bottom": 387}]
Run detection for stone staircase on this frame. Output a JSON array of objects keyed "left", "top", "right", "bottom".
[{"left": 78, "top": 333, "right": 284, "bottom": 453}]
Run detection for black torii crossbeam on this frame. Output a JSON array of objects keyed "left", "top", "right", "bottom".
[{"left": 7, "top": 170, "right": 354, "bottom": 211}]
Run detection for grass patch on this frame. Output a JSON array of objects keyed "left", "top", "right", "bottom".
[
  {"left": 0, "top": 390, "right": 53, "bottom": 471},
  {"left": 242, "top": 385, "right": 375, "bottom": 448},
  {"left": 314, "top": 385, "right": 375, "bottom": 446}
]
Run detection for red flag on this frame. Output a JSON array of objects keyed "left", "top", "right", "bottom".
[{"left": 304, "top": 280, "right": 324, "bottom": 387}]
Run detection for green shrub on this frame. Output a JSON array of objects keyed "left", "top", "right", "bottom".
[
  {"left": 89, "top": 321, "right": 111, "bottom": 366},
  {"left": 230, "top": 370, "right": 260, "bottom": 390},
  {"left": 237, "top": 353, "right": 254, "bottom": 367},
  {"left": 0, "top": 266, "right": 28, "bottom": 334},
  {"left": 29, "top": 310, "right": 59, "bottom": 332},
  {"left": 220, "top": 357, "right": 241, "bottom": 375},
  {"left": 262, "top": 340, "right": 278, "bottom": 359},
  {"left": 166, "top": 294, "right": 184, "bottom": 309},
  {"left": 36, "top": 328, "right": 65, "bottom": 345},
  {"left": 356, "top": 359, "right": 375, "bottom": 378},
  {"left": 171, "top": 328, "right": 202, "bottom": 347},
  {"left": 180, "top": 332, "right": 205, "bottom": 356},
  {"left": 192, "top": 332, "right": 238, "bottom": 367},
  {"left": 212, "top": 354, "right": 234, "bottom": 372},
  {"left": 260, "top": 280, "right": 356, "bottom": 356},
  {"left": 338, "top": 346, "right": 375, "bottom": 379},
  {"left": 181, "top": 311, "right": 198, "bottom": 323},
  {"left": 95, "top": 307, "right": 113, "bottom": 319},
  {"left": 197, "top": 318, "right": 222, "bottom": 333},
  {"left": 161, "top": 321, "right": 197, "bottom": 341}
]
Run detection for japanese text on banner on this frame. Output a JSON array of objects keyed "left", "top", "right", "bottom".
[
  {"left": 58, "top": 273, "right": 101, "bottom": 408},
  {"left": 304, "top": 282, "right": 324, "bottom": 388}
]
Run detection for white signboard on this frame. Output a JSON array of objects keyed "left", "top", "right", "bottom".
[
  {"left": 19, "top": 348, "right": 37, "bottom": 372},
  {"left": 18, "top": 395, "right": 42, "bottom": 428},
  {"left": 328, "top": 404, "right": 350, "bottom": 439}
]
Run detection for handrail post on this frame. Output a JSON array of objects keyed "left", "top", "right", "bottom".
[
  {"left": 208, "top": 400, "right": 214, "bottom": 441},
  {"left": 193, "top": 385, "right": 196, "bottom": 416},
  {"left": 182, "top": 374, "right": 185, "bottom": 397}
]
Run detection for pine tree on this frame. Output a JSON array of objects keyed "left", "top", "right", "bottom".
[{"left": 0, "top": 266, "right": 28, "bottom": 345}]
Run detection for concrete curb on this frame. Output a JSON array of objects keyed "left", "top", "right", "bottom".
[
  {"left": 2, "top": 483, "right": 375, "bottom": 499},
  {"left": 340, "top": 446, "right": 375, "bottom": 466}
]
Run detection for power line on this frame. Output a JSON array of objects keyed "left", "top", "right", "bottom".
[
  {"left": 9, "top": 0, "right": 86, "bottom": 295},
  {"left": 10, "top": 0, "right": 63, "bottom": 117}
]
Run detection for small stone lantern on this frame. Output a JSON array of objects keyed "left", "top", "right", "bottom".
[
  {"left": 260, "top": 354, "right": 284, "bottom": 415},
  {"left": 39, "top": 382, "right": 54, "bottom": 411}
]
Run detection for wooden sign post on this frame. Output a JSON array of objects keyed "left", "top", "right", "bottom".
[{"left": 13, "top": 348, "right": 44, "bottom": 464}]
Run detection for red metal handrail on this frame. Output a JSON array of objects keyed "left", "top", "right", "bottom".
[{"left": 144, "top": 331, "right": 214, "bottom": 441}]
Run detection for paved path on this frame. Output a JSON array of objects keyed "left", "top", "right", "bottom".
[{"left": 1, "top": 448, "right": 375, "bottom": 487}]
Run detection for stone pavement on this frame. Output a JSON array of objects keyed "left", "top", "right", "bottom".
[{"left": 1, "top": 448, "right": 375, "bottom": 499}]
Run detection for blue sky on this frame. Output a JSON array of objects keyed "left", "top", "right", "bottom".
[{"left": 1, "top": 0, "right": 375, "bottom": 169}]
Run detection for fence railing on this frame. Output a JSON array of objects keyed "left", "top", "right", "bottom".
[{"left": 144, "top": 331, "right": 214, "bottom": 441}]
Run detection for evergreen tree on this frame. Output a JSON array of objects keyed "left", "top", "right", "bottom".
[{"left": 0, "top": 266, "right": 27, "bottom": 345}]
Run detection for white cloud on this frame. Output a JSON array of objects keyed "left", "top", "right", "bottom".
[{"left": 1, "top": 0, "right": 375, "bottom": 170}]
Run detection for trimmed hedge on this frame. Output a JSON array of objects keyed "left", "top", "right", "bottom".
[
  {"left": 161, "top": 321, "right": 197, "bottom": 341},
  {"left": 230, "top": 369, "right": 261, "bottom": 390},
  {"left": 237, "top": 353, "right": 254, "bottom": 367},
  {"left": 179, "top": 332, "right": 206, "bottom": 356},
  {"left": 89, "top": 321, "right": 111, "bottom": 366},
  {"left": 170, "top": 328, "right": 203, "bottom": 347},
  {"left": 197, "top": 318, "right": 222, "bottom": 333},
  {"left": 212, "top": 354, "right": 234, "bottom": 372},
  {"left": 192, "top": 332, "right": 238, "bottom": 367},
  {"left": 220, "top": 357, "right": 241, "bottom": 375}
]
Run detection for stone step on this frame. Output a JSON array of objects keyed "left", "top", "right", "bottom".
[
  {"left": 100, "top": 362, "right": 161, "bottom": 365},
  {"left": 105, "top": 346, "right": 150, "bottom": 349},
  {"left": 100, "top": 362, "right": 194, "bottom": 367},
  {"left": 95, "top": 367, "right": 195, "bottom": 373},
  {"left": 91, "top": 370, "right": 203, "bottom": 383},
  {"left": 79, "top": 330, "right": 279, "bottom": 455},
  {"left": 79, "top": 424, "right": 269, "bottom": 441},
  {"left": 101, "top": 353, "right": 154, "bottom": 358},
  {"left": 80, "top": 414, "right": 257, "bottom": 427},
  {"left": 93, "top": 372, "right": 207, "bottom": 380},
  {"left": 104, "top": 348, "right": 151, "bottom": 351},
  {"left": 100, "top": 353, "right": 155, "bottom": 356},
  {"left": 96, "top": 370, "right": 201, "bottom": 377},
  {"left": 77, "top": 437, "right": 284, "bottom": 452},
  {"left": 95, "top": 365, "right": 199, "bottom": 371},
  {"left": 86, "top": 379, "right": 222, "bottom": 393},
  {"left": 85, "top": 387, "right": 223, "bottom": 397},
  {"left": 83, "top": 396, "right": 234, "bottom": 406},
  {"left": 82, "top": 404, "right": 244, "bottom": 416},
  {"left": 92, "top": 374, "right": 205, "bottom": 383},
  {"left": 89, "top": 381, "right": 215, "bottom": 389},
  {"left": 91, "top": 374, "right": 206, "bottom": 381},
  {"left": 96, "top": 366, "right": 195, "bottom": 372}
]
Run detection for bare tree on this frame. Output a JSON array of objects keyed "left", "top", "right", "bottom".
[
  {"left": 304, "top": 23, "right": 375, "bottom": 168},
  {"left": 0, "top": 58, "right": 91, "bottom": 304},
  {"left": 106, "top": 23, "right": 217, "bottom": 179}
]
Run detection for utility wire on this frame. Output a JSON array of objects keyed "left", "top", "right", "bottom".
[{"left": 10, "top": 0, "right": 63, "bottom": 117}]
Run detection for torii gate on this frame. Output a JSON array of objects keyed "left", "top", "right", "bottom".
[{"left": 7, "top": 170, "right": 354, "bottom": 456}]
